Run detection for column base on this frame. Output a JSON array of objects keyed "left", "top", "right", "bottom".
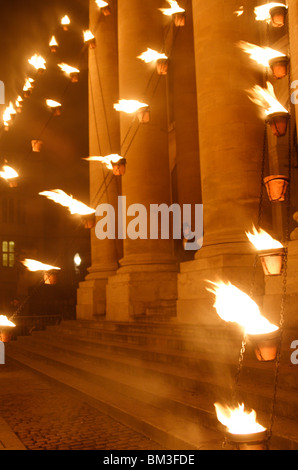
[
  {"left": 76, "top": 267, "right": 117, "bottom": 320},
  {"left": 106, "top": 264, "right": 178, "bottom": 322},
  {"left": 177, "top": 241, "right": 265, "bottom": 325}
]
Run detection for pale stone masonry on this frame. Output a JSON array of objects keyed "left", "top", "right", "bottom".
[{"left": 77, "top": 0, "right": 298, "bottom": 326}]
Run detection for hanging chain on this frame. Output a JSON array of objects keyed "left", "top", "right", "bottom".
[
  {"left": 268, "top": 15, "right": 292, "bottom": 439},
  {"left": 9, "top": 277, "right": 45, "bottom": 322},
  {"left": 233, "top": 117, "right": 268, "bottom": 403}
]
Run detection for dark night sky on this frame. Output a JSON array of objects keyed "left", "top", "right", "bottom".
[{"left": 0, "top": 0, "right": 90, "bottom": 201}]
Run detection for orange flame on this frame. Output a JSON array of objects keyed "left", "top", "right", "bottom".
[
  {"left": 246, "top": 226, "right": 283, "bottom": 251},
  {"left": 113, "top": 99, "right": 148, "bottom": 114},
  {"left": 84, "top": 154, "right": 123, "bottom": 170},
  {"left": 159, "top": 0, "right": 185, "bottom": 16},
  {"left": 39, "top": 189, "right": 96, "bottom": 216},
  {"left": 214, "top": 403, "right": 266, "bottom": 435},
  {"left": 206, "top": 281, "right": 279, "bottom": 335},
  {"left": 21, "top": 259, "right": 61, "bottom": 272}
]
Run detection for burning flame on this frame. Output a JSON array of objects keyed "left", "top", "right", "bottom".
[
  {"left": 16, "top": 96, "right": 23, "bottom": 108},
  {"left": 39, "top": 189, "right": 96, "bottom": 216},
  {"left": 28, "top": 54, "right": 46, "bottom": 71},
  {"left": 206, "top": 281, "right": 279, "bottom": 335},
  {"left": 58, "top": 63, "right": 80, "bottom": 76},
  {"left": 214, "top": 403, "right": 266, "bottom": 435},
  {"left": 234, "top": 6, "right": 244, "bottom": 16},
  {"left": 137, "top": 48, "right": 168, "bottom": 63},
  {"left": 114, "top": 100, "right": 148, "bottom": 114},
  {"left": 254, "top": 3, "right": 287, "bottom": 23},
  {"left": 246, "top": 226, "right": 283, "bottom": 251},
  {"left": 247, "top": 81, "right": 288, "bottom": 116},
  {"left": 21, "top": 259, "right": 60, "bottom": 272},
  {"left": 3, "top": 102, "right": 16, "bottom": 125},
  {"left": 0, "top": 166, "right": 19, "bottom": 181},
  {"left": 84, "top": 154, "right": 123, "bottom": 170},
  {"left": 95, "top": 0, "right": 109, "bottom": 7},
  {"left": 46, "top": 99, "right": 62, "bottom": 109},
  {"left": 23, "top": 78, "right": 34, "bottom": 92},
  {"left": 0, "top": 316, "right": 15, "bottom": 328},
  {"left": 49, "top": 36, "right": 58, "bottom": 47},
  {"left": 159, "top": 0, "right": 185, "bottom": 16},
  {"left": 83, "top": 30, "right": 95, "bottom": 43},
  {"left": 237, "top": 41, "right": 286, "bottom": 67},
  {"left": 61, "top": 15, "right": 70, "bottom": 25}
]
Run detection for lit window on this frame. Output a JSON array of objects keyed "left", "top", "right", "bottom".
[{"left": 2, "top": 241, "right": 15, "bottom": 268}]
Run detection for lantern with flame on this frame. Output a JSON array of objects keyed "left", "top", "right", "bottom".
[
  {"left": 61, "top": 15, "right": 70, "bottom": 31},
  {"left": 22, "top": 259, "right": 61, "bottom": 285},
  {"left": 114, "top": 100, "right": 150, "bottom": 123},
  {"left": 3, "top": 103, "right": 16, "bottom": 131},
  {"left": 234, "top": 6, "right": 244, "bottom": 17},
  {"left": 246, "top": 226, "right": 285, "bottom": 277},
  {"left": 31, "top": 140, "right": 43, "bottom": 153},
  {"left": 28, "top": 54, "right": 46, "bottom": 74},
  {"left": 84, "top": 154, "right": 127, "bottom": 176},
  {"left": 247, "top": 82, "right": 289, "bottom": 137},
  {"left": 207, "top": 281, "right": 280, "bottom": 361},
  {"left": 95, "top": 0, "right": 111, "bottom": 15},
  {"left": 254, "top": 3, "right": 288, "bottom": 28},
  {"left": 39, "top": 189, "right": 96, "bottom": 229},
  {"left": 237, "top": 41, "right": 289, "bottom": 79},
  {"left": 23, "top": 78, "right": 34, "bottom": 98},
  {"left": 0, "top": 315, "right": 16, "bottom": 343},
  {"left": 58, "top": 63, "right": 80, "bottom": 83},
  {"left": 83, "top": 30, "right": 96, "bottom": 49},
  {"left": 263, "top": 175, "right": 289, "bottom": 202},
  {"left": 0, "top": 165, "right": 19, "bottom": 188},
  {"left": 159, "top": 0, "right": 186, "bottom": 27},
  {"left": 138, "top": 48, "right": 169, "bottom": 75},
  {"left": 16, "top": 96, "right": 23, "bottom": 113},
  {"left": 46, "top": 99, "right": 62, "bottom": 116},
  {"left": 215, "top": 403, "right": 268, "bottom": 450},
  {"left": 49, "top": 36, "right": 58, "bottom": 53}
]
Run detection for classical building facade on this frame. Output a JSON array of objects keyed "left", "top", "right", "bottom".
[{"left": 77, "top": 0, "right": 298, "bottom": 330}]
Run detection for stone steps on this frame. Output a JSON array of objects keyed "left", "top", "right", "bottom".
[{"left": 6, "top": 320, "right": 298, "bottom": 450}]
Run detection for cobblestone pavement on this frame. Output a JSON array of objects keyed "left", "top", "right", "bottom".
[{"left": 0, "top": 359, "right": 166, "bottom": 450}]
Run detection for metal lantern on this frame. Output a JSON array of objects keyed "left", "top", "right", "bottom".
[
  {"left": 137, "top": 107, "right": 150, "bottom": 123},
  {"left": 0, "top": 327, "right": 14, "bottom": 343},
  {"left": 44, "top": 270, "right": 58, "bottom": 285},
  {"left": 70, "top": 72, "right": 79, "bottom": 83},
  {"left": 173, "top": 12, "right": 186, "bottom": 26},
  {"left": 102, "top": 5, "right": 111, "bottom": 15},
  {"left": 264, "top": 175, "right": 289, "bottom": 202},
  {"left": 247, "top": 330, "right": 280, "bottom": 362},
  {"left": 156, "top": 58, "right": 169, "bottom": 75},
  {"left": 81, "top": 213, "right": 96, "bottom": 229},
  {"left": 31, "top": 140, "right": 43, "bottom": 152},
  {"left": 52, "top": 107, "right": 61, "bottom": 117},
  {"left": 269, "top": 5, "right": 288, "bottom": 28},
  {"left": 258, "top": 247, "right": 285, "bottom": 276},
  {"left": 8, "top": 178, "right": 18, "bottom": 188},
  {"left": 266, "top": 112, "right": 289, "bottom": 137},
  {"left": 268, "top": 56, "right": 289, "bottom": 79},
  {"left": 226, "top": 430, "right": 268, "bottom": 450},
  {"left": 112, "top": 158, "right": 126, "bottom": 176}
]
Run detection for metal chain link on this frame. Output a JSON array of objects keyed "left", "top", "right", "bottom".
[
  {"left": 9, "top": 277, "right": 45, "bottom": 322},
  {"left": 268, "top": 15, "right": 292, "bottom": 439}
]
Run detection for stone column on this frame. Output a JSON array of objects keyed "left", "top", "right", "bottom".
[
  {"left": 288, "top": 0, "right": 298, "bottom": 133},
  {"left": 177, "top": 0, "right": 266, "bottom": 324},
  {"left": 171, "top": 0, "right": 202, "bottom": 259},
  {"left": 106, "top": 0, "right": 178, "bottom": 321},
  {"left": 77, "top": 0, "right": 122, "bottom": 320}
]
